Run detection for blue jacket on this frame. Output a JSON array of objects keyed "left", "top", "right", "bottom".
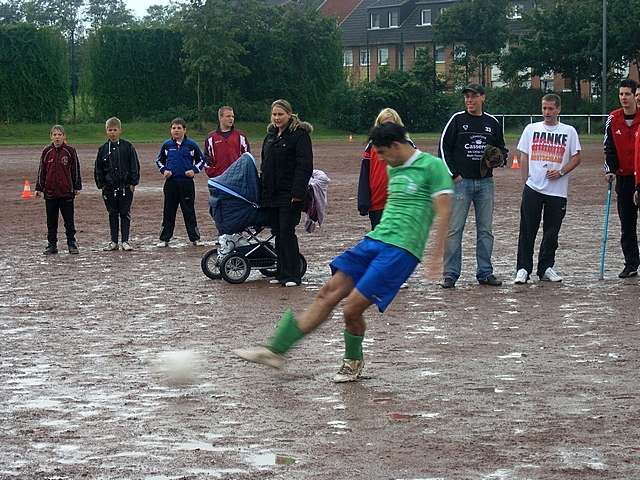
[{"left": 155, "top": 136, "right": 205, "bottom": 180}]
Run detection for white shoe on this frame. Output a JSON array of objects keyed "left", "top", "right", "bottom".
[
  {"left": 269, "top": 279, "right": 281, "bottom": 284},
  {"left": 284, "top": 281, "right": 299, "bottom": 287},
  {"left": 333, "top": 358, "right": 364, "bottom": 383},
  {"left": 399, "top": 282, "right": 408, "bottom": 289},
  {"left": 103, "top": 242, "right": 118, "bottom": 251},
  {"left": 233, "top": 346, "right": 285, "bottom": 369},
  {"left": 120, "top": 242, "right": 133, "bottom": 251},
  {"left": 541, "top": 267, "right": 562, "bottom": 282},
  {"left": 514, "top": 268, "right": 529, "bottom": 284},
  {"left": 157, "top": 241, "right": 168, "bottom": 247}
]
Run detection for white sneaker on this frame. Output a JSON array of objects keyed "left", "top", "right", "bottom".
[
  {"left": 233, "top": 346, "right": 285, "bottom": 369},
  {"left": 284, "top": 281, "right": 299, "bottom": 287},
  {"left": 121, "top": 242, "right": 133, "bottom": 251},
  {"left": 269, "top": 279, "right": 281, "bottom": 284},
  {"left": 333, "top": 358, "right": 364, "bottom": 383},
  {"left": 541, "top": 267, "right": 562, "bottom": 282},
  {"left": 514, "top": 268, "right": 529, "bottom": 284},
  {"left": 157, "top": 241, "right": 168, "bottom": 247},
  {"left": 103, "top": 242, "right": 118, "bottom": 251},
  {"left": 399, "top": 282, "right": 409, "bottom": 289}
]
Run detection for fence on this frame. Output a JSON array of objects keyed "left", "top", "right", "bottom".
[{"left": 495, "top": 114, "right": 609, "bottom": 135}]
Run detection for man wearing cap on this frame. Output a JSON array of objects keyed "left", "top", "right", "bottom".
[{"left": 439, "top": 83, "right": 508, "bottom": 288}]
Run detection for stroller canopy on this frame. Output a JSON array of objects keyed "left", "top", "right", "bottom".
[{"left": 208, "top": 153, "right": 261, "bottom": 234}]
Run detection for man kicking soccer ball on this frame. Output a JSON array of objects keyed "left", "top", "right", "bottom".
[{"left": 233, "top": 123, "right": 453, "bottom": 382}]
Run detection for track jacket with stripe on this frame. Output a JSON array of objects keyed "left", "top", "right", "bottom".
[{"left": 603, "top": 108, "right": 640, "bottom": 177}]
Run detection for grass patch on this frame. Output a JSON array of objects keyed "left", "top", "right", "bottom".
[
  {"left": 0, "top": 121, "right": 355, "bottom": 146},
  {"left": 0, "top": 121, "right": 607, "bottom": 146}
]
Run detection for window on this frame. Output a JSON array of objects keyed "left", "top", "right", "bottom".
[
  {"left": 360, "top": 48, "right": 370, "bottom": 66},
  {"left": 370, "top": 12, "right": 381, "bottom": 29},
  {"left": 435, "top": 45, "right": 446, "bottom": 63},
  {"left": 507, "top": 3, "right": 524, "bottom": 19},
  {"left": 419, "top": 9, "right": 432, "bottom": 26},
  {"left": 343, "top": 50, "right": 353, "bottom": 67},
  {"left": 389, "top": 10, "right": 399, "bottom": 27},
  {"left": 378, "top": 47, "right": 389, "bottom": 66}
]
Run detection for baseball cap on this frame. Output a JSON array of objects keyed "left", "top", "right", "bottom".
[{"left": 462, "top": 83, "right": 485, "bottom": 95}]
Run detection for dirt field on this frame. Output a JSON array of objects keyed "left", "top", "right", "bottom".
[{"left": 1, "top": 139, "right": 639, "bottom": 480}]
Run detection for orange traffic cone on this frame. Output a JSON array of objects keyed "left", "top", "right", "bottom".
[
  {"left": 21, "top": 179, "right": 34, "bottom": 199},
  {"left": 511, "top": 155, "right": 520, "bottom": 169}
]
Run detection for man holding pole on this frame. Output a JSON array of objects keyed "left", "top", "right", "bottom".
[{"left": 603, "top": 79, "right": 640, "bottom": 278}]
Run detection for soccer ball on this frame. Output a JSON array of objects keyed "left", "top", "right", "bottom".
[{"left": 154, "top": 350, "right": 203, "bottom": 385}]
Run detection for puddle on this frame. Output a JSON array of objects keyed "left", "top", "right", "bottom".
[{"left": 244, "top": 451, "right": 296, "bottom": 466}]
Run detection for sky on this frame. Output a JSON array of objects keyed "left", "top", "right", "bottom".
[{"left": 125, "top": 0, "right": 174, "bottom": 17}]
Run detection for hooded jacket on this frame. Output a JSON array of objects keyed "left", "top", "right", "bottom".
[
  {"left": 36, "top": 143, "right": 82, "bottom": 199},
  {"left": 260, "top": 120, "right": 313, "bottom": 207}
]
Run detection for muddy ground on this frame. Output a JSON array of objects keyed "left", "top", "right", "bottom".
[{"left": 1, "top": 139, "right": 639, "bottom": 480}]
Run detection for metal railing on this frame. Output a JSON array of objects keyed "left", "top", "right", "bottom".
[{"left": 495, "top": 114, "right": 609, "bottom": 135}]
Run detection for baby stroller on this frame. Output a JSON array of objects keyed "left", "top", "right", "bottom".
[{"left": 201, "top": 153, "right": 307, "bottom": 284}]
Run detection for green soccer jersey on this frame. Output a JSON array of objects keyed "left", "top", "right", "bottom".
[{"left": 366, "top": 150, "right": 453, "bottom": 260}]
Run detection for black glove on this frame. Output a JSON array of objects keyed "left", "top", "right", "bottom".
[{"left": 480, "top": 145, "right": 504, "bottom": 177}]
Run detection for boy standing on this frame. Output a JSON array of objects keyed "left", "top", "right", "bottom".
[
  {"left": 204, "top": 106, "right": 250, "bottom": 252},
  {"left": 234, "top": 123, "right": 452, "bottom": 382},
  {"left": 513, "top": 94, "right": 582, "bottom": 284},
  {"left": 36, "top": 125, "right": 82, "bottom": 255},
  {"left": 94, "top": 117, "right": 140, "bottom": 251},
  {"left": 155, "top": 117, "right": 205, "bottom": 247}
]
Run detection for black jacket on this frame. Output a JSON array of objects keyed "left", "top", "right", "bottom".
[
  {"left": 439, "top": 111, "right": 508, "bottom": 179},
  {"left": 260, "top": 121, "right": 313, "bottom": 207},
  {"left": 94, "top": 139, "right": 140, "bottom": 190}
]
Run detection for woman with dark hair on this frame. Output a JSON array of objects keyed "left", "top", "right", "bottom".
[{"left": 261, "top": 99, "right": 314, "bottom": 287}]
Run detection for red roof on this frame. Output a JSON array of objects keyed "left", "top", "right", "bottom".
[{"left": 319, "top": 0, "right": 361, "bottom": 25}]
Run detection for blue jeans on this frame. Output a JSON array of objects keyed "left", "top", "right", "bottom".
[{"left": 443, "top": 177, "right": 495, "bottom": 281}]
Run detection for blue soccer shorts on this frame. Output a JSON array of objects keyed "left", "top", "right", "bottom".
[{"left": 330, "top": 237, "right": 418, "bottom": 312}]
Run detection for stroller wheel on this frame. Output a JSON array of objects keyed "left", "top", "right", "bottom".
[
  {"left": 201, "top": 248, "right": 222, "bottom": 280},
  {"left": 221, "top": 253, "right": 251, "bottom": 284}
]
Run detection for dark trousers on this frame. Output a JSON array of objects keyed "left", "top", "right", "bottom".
[
  {"left": 516, "top": 185, "right": 566, "bottom": 277},
  {"left": 160, "top": 178, "right": 200, "bottom": 242},
  {"left": 103, "top": 187, "right": 134, "bottom": 243},
  {"left": 615, "top": 175, "right": 640, "bottom": 269},
  {"left": 268, "top": 203, "right": 303, "bottom": 284},
  {"left": 45, "top": 197, "right": 76, "bottom": 245},
  {"left": 369, "top": 209, "right": 383, "bottom": 230}
]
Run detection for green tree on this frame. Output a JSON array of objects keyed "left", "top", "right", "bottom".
[
  {"left": 608, "top": 0, "right": 640, "bottom": 78},
  {"left": 0, "top": 0, "right": 23, "bottom": 23},
  {"left": 85, "top": 0, "right": 136, "bottom": 30},
  {"left": 499, "top": 0, "right": 621, "bottom": 97},
  {"left": 140, "top": 4, "right": 181, "bottom": 27},
  {"left": 433, "top": 0, "right": 510, "bottom": 86},
  {"left": 0, "top": 24, "right": 69, "bottom": 121},
  {"left": 181, "top": 0, "right": 248, "bottom": 121}
]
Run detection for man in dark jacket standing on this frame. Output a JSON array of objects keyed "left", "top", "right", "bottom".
[
  {"left": 604, "top": 79, "right": 640, "bottom": 278},
  {"left": 95, "top": 117, "right": 140, "bottom": 251},
  {"left": 439, "top": 84, "right": 508, "bottom": 288}
]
